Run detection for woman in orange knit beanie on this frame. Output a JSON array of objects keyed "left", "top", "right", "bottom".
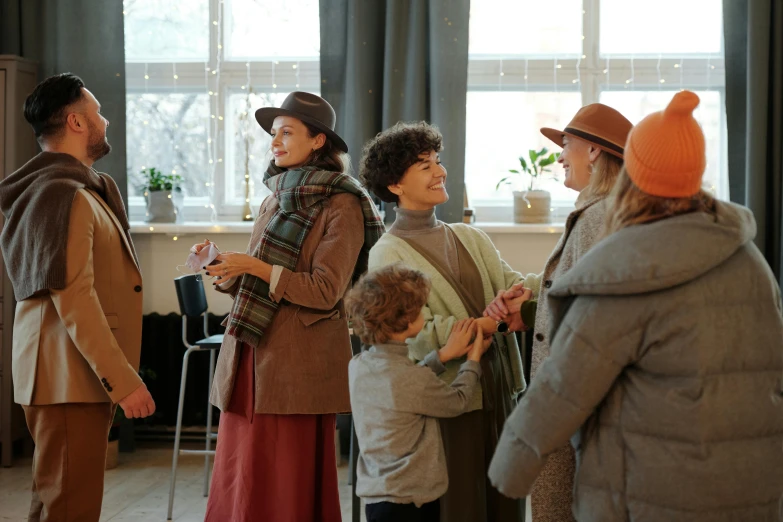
[
  {"left": 607, "top": 89, "right": 714, "bottom": 230},
  {"left": 489, "top": 90, "right": 783, "bottom": 521}
]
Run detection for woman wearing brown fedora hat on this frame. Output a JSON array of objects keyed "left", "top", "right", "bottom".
[
  {"left": 484, "top": 103, "right": 633, "bottom": 522},
  {"left": 189, "top": 92, "right": 384, "bottom": 521}
]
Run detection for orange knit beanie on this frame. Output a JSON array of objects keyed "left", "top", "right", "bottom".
[{"left": 624, "top": 90, "right": 706, "bottom": 198}]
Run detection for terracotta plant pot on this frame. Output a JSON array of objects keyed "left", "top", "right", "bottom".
[{"left": 513, "top": 190, "right": 552, "bottom": 224}]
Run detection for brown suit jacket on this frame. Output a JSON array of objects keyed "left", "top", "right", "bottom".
[
  {"left": 210, "top": 192, "right": 365, "bottom": 415},
  {"left": 13, "top": 189, "right": 144, "bottom": 405}
]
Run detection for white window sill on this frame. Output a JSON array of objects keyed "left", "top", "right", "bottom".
[
  {"left": 472, "top": 222, "right": 565, "bottom": 234},
  {"left": 130, "top": 220, "right": 566, "bottom": 235},
  {"left": 130, "top": 221, "right": 255, "bottom": 234}
]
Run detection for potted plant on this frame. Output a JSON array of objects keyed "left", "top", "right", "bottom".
[
  {"left": 142, "top": 167, "right": 182, "bottom": 223},
  {"left": 496, "top": 148, "right": 559, "bottom": 224}
]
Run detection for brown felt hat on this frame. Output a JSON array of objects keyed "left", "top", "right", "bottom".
[
  {"left": 256, "top": 91, "right": 348, "bottom": 153},
  {"left": 540, "top": 103, "right": 633, "bottom": 159}
]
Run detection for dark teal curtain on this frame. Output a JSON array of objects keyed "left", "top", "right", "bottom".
[
  {"left": 724, "top": 0, "right": 783, "bottom": 284},
  {"left": 0, "top": 0, "right": 129, "bottom": 205},
  {"left": 319, "top": 0, "right": 470, "bottom": 224}
]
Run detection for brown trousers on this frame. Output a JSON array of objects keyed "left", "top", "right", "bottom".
[{"left": 22, "top": 402, "right": 114, "bottom": 522}]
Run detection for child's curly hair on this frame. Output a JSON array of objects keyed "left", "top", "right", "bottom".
[
  {"left": 359, "top": 121, "right": 443, "bottom": 203},
  {"left": 345, "top": 263, "right": 431, "bottom": 346}
]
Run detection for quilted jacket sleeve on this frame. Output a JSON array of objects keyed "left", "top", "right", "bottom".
[{"left": 488, "top": 296, "right": 642, "bottom": 498}]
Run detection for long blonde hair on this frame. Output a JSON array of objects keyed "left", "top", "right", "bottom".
[
  {"left": 605, "top": 168, "right": 718, "bottom": 235},
  {"left": 580, "top": 151, "right": 624, "bottom": 201}
]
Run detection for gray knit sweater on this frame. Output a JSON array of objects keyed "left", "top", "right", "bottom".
[{"left": 348, "top": 342, "right": 482, "bottom": 506}]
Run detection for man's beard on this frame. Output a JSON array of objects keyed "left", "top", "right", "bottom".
[{"left": 86, "top": 119, "right": 111, "bottom": 162}]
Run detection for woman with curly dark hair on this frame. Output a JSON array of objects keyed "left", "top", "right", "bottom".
[{"left": 361, "top": 121, "right": 537, "bottom": 522}]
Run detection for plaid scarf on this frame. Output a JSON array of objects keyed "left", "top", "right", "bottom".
[{"left": 225, "top": 164, "right": 385, "bottom": 346}]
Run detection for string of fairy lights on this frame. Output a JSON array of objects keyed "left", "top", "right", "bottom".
[
  {"left": 127, "top": 0, "right": 722, "bottom": 239},
  {"left": 491, "top": 38, "right": 720, "bottom": 199},
  {"left": 131, "top": 1, "right": 318, "bottom": 239}
]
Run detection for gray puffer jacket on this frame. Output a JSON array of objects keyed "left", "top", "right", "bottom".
[{"left": 489, "top": 201, "right": 783, "bottom": 521}]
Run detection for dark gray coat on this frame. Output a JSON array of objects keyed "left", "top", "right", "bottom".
[{"left": 489, "top": 201, "right": 783, "bottom": 521}]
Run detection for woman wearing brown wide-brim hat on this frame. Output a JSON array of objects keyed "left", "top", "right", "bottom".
[
  {"left": 189, "top": 92, "right": 384, "bottom": 521},
  {"left": 484, "top": 103, "right": 632, "bottom": 522}
]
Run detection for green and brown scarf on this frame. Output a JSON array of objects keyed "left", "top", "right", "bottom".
[{"left": 225, "top": 164, "right": 385, "bottom": 346}]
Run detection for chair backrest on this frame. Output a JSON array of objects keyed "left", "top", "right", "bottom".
[{"left": 174, "top": 274, "right": 209, "bottom": 317}]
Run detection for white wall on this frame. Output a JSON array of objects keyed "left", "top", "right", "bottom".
[
  {"left": 132, "top": 230, "right": 562, "bottom": 316},
  {"left": 133, "top": 233, "right": 249, "bottom": 316}
]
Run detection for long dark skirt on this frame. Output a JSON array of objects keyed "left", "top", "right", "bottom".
[{"left": 439, "top": 344, "right": 525, "bottom": 522}]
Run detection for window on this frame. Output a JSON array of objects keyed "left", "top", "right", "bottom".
[
  {"left": 124, "top": 0, "right": 210, "bottom": 62},
  {"left": 465, "top": 91, "right": 583, "bottom": 205},
  {"left": 598, "top": 90, "right": 727, "bottom": 197},
  {"left": 466, "top": 0, "right": 726, "bottom": 219},
  {"left": 123, "top": 0, "right": 320, "bottom": 221},
  {"left": 126, "top": 92, "right": 210, "bottom": 199}
]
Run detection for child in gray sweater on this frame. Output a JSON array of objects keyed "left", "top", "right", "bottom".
[{"left": 346, "top": 263, "right": 492, "bottom": 522}]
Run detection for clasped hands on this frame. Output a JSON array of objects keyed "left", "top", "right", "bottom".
[
  {"left": 483, "top": 283, "right": 533, "bottom": 333},
  {"left": 436, "top": 290, "right": 531, "bottom": 365},
  {"left": 437, "top": 318, "right": 494, "bottom": 364}
]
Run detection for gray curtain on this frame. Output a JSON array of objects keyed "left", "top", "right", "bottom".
[
  {"left": 0, "top": 0, "right": 129, "bottom": 205},
  {"left": 319, "top": 0, "right": 470, "bottom": 224},
  {"left": 724, "top": 0, "right": 783, "bottom": 285}
]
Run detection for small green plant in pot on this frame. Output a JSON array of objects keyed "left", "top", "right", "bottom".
[
  {"left": 143, "top": 168, "right": 182, "bottom": 223},
  {"left": 496, "top": 148, "right": 560, "bottom": 224}
]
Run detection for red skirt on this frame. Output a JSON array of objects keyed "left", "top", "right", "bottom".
[{"left": 205, "top": 344, "right": 342, "bottom": 522}]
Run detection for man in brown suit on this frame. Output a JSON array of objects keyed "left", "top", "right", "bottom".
[{"left": 0, "top": 73, "right": 155, "bottom": 521}]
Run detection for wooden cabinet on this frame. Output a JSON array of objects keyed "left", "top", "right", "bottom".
[{"left": 0, "top": 56, "right": 38, "bottom": 467}]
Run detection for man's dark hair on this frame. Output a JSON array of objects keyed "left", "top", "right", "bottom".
[
  {"left": 23, "top": 73, "right": 85, "bottom": 140},
  {"left": 359, "top": 121, "right": 443, "bottom": 203}
]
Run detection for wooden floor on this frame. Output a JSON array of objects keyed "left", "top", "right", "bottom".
[
  {"left": 0, "top": 442, "right": 365, "bottom": 522},
  {"left": 0, "top": 442, "right": 532, "bottom": 521}
]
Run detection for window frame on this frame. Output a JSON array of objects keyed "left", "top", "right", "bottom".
[
  {"left": 124, "top": 0, "right": 320, "bottom": 221},
  {"left": 125, "top": 0, "right": 727, "bottom": 222},
  {"left": 466, "top": 0, "right": 726, "bottom": 219}
]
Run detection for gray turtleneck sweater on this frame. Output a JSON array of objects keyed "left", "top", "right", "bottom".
[
  {"left": 389, "top": 207, "right": 460, "bottom": 275},
  {"left": 348, "top": 343, "right": 482, "bottom": 506},
  {"left": 388, "top": 206, "right": 487, "bottom": 315}
]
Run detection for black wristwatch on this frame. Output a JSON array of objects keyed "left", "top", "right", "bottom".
[{"left": 496, "top": 320, "right": 509, "bottom": 334}]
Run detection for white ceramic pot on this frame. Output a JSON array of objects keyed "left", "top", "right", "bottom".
[
  {"left": 513, "top": 190, "right": 552, "bottom": 224},
  {"left": 145, "top": 190, "right": 177, "bottom": 223}
]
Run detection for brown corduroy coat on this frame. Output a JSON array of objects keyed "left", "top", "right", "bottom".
[{"left": 209, "top": 192, "right": 365, "bottom": 415}]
